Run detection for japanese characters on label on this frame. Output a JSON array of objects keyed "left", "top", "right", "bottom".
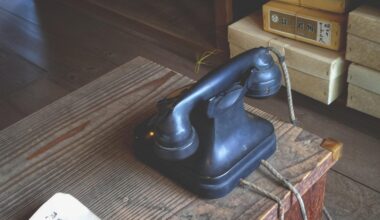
[{"left": 317, "top": 21, "right": 332, "bottom": 45}]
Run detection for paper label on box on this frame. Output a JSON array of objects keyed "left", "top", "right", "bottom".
[
  {"left": 269, "top": 10, "right": 332, "bottom": 46},
  {"left": 295, "top": 17, "right": 317, "bottom": 40},
  {"left": 270, "top": 11, "right": 295, "bottom": 34},
  {"left": 317, "top": 21, "right": 332, "bottom": 45}
]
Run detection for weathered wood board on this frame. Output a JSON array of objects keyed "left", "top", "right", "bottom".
[
  {"left": 0, "top": 57, "right": 336, "bottom": 219},
  {"left": 228, "top": 12, "right": 347, "bottom": 104},
  {"left": 325, "top": 171, "right": 380, "bottom": 219}
]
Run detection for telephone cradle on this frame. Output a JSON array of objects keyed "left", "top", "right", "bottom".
[{"left": 134, "top": 47, "right": 282, "bottom": 199}]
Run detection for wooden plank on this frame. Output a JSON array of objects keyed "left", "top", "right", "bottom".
[
  {"left": 347, "top": 84, "right": 380, "bottom": 119},
  {"left": 83, "top": 0, "right": 214, "bottom": 49},
  {"left": 230, "top": 43, "right": 346, "bottom": 104},
  {"left": 8, "top": 78, "right": 70, "bottom": 115},
  {"left": 0, "top": 57, "right": 194, "bottom": 219},
  {"left": 0, "top": 5, "right": 116, "bottom": 90},
  {"left": 325, "top": 171, "right": 380, "bottom": 219},
  {"left": 58, "top": 0, "right": 223, "bottom": 74},
  {"left": 0, "top": 100, "right": 25, "bottom": 130},
  {"left": 0, "top": 0, "right": 216, "bottom": 81},
  {"left": 348, "top": 4, "right": 380, "bottom": 44},
  {"left": 0, "top": 45, "right": 45, "bottom": 99},
  {"left": 346, "top": 34, "right": 380, "bottom": 72},
  {"left": 0, "top": 57, "right": 336, "bottom": 219},
  {"left": 0, "top": 0, "right": 136, "bottom": 66}
]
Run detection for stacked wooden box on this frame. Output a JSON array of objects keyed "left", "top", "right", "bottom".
[
  {"left": 228, "top": 10, "right": 347, "bottom": 104},
  {"left": 262, "top": 1, "right": 348, "bottom": 51},
  {"left": 346, "top": 4, "right": 380, "bottom": 118}
]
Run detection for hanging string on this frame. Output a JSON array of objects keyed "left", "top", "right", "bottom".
[
  {"left": 268, "top": 47, "right": 297, "bottom": 124},
  {"left": 240, "top": 179, "right": 285, "bottom": 220},
  {"left": 323, "top": 206, "right": 333, "bottom": 220},
  {"left": 260, "top": 160, "right": 308, "bottom": 220},
  {"left": 240, "top": 159, "right": 308, "bottom": 220}
]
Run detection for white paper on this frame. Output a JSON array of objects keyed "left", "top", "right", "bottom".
[{"left": 30, "top": 193, "right": 100, "bottom": 220}]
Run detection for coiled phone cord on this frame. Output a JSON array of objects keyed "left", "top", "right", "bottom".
[{"left": 240, "top": 47, "right": 333, "bottom": 220}]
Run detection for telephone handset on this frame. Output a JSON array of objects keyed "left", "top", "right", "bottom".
[{"left": 134, "top": 47, "right": 283, "bottom": 198}]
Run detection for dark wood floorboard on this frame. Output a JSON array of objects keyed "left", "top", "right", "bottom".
[
  {"left": 0, "top": 3, "right": 116, "bottom": 90},
  {"left": 60, "top": 0, "right": 227, "bottom": 63},
  {"left": 8, "top": 77, "right": 69, "bottom": 115},
  {"left": 85, "top": 0, "right": 215, "bottom": 48},
  {"left": 0, "top": 0, "right": 378, "bottom": 219},
  {"left": 0, "top": 100, "right": 25, "bottom": 130},
  {"left": 0, "top": 44, "right": 45, "bottom": 99},
  {"left": 325, "top": 171, "right": 380, "bottom": 219}
]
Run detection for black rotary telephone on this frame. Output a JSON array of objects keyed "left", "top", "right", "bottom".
[{"left": 134, "top": 47, "right": 287, "bottom": 199}]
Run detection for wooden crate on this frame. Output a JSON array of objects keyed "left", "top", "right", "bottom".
[
  {"left": 276, "top": 0, "right": 358, "bottom": 13},
  {"left": 346, "top": 5, "right": 380, "bottom": 71},
  {"left": 263, "top": 1, "right": 346, "bottom": 50},
  {"left": 228, "top": 12, "right": 347, "bottom": 104},
  {"left": 347, "top": 63, "right": 380, "bottom": 118}
]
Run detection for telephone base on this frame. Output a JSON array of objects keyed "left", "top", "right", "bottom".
[{"left": 133, "top": 116, "right": 276, "bottom": 199}]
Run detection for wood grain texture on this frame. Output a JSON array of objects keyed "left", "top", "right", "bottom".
[
  {"left": 0, "top": 57, "right": 336, "bottom": 219},
  {"left": 325, "top": 171, "right": 380, "bottom": 220},
  {"left": 9, "top": 78, "right": 69, "bottom": 115},
  {"left": 285, "top": 174, "right": 326, "bottom": 220},
  {"left": 0, "top": 45, "right": 45, "bottom": 99},
  {"left": 83, "top": 0, "right": 214, "bottom": 50},
  {"left": 0, "top": 100, "right": 25, "bottom": 130},
  {"left": 0, "top": 3, "right": 116, "bottom": 90},
  {"left": 0, "top": 0, "right": 221, "bottom": 89}
]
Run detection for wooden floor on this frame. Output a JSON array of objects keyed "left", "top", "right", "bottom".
[{"left": 0, "top": 0, "right": 379, "bottom": 219}]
